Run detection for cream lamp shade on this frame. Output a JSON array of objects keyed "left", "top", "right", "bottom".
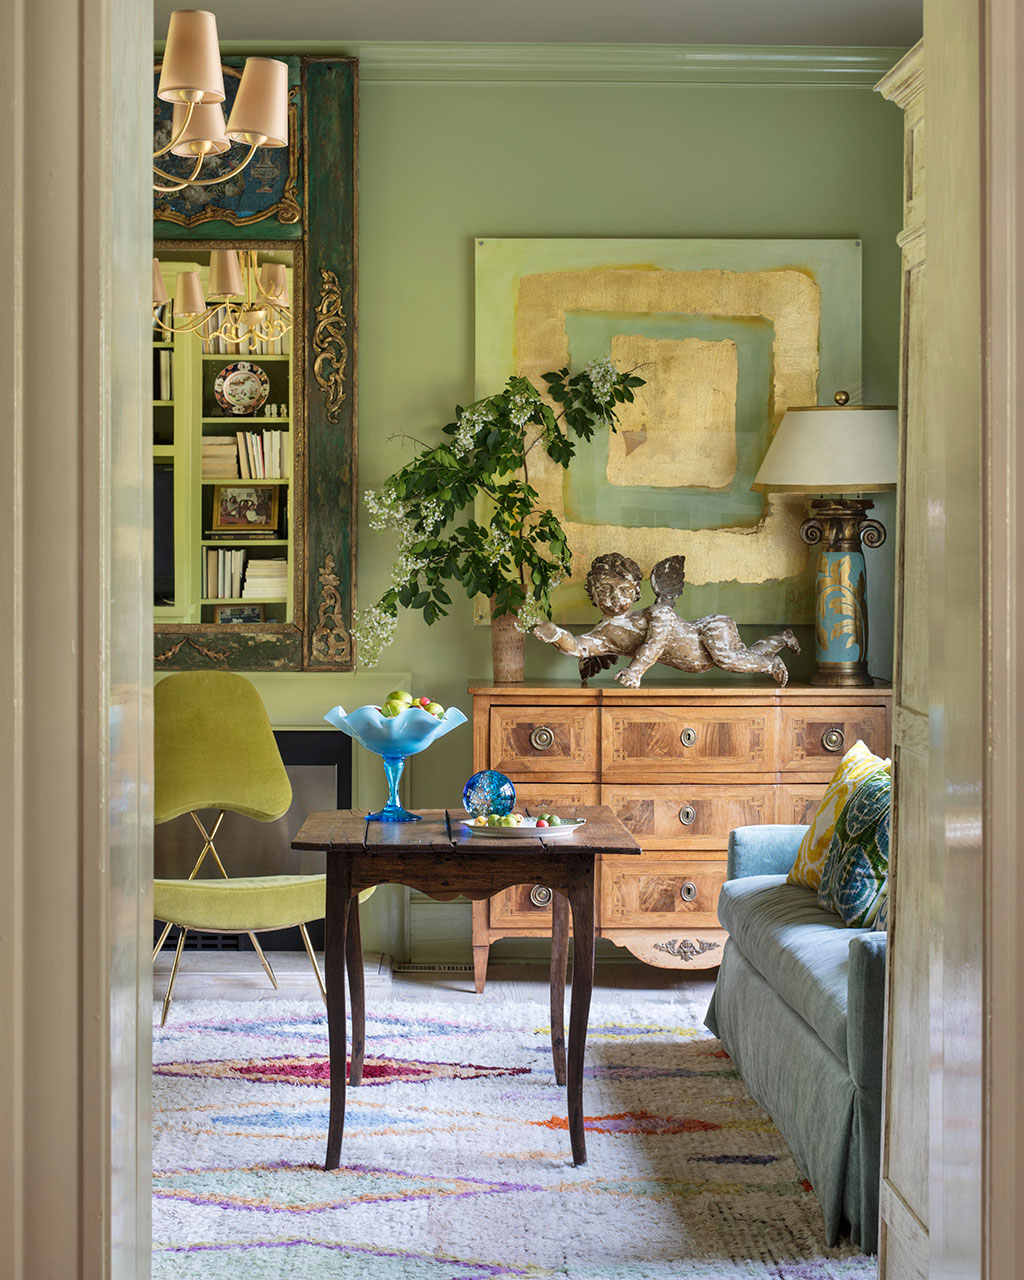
[
  {"left": 157, "top": 10, "right": 226, "bottom": 104},
  {"left": 209, "top": 249, "right": 244, "bottom": 298},
  {"left": 226, "top": 58, "right": 289, "bottom": 147},
  {"left": 152, "top": 258, "right": 169, "bottom": 307},
  {"left": 170, "top": 101, "right": 230, "bottom": 157},
  {"left": 258, "top": 262, "right": 290, "bottom": 306},
  {"left": 752, "top": 404, "right": 898, "bottom": 494},
  {"left": 173, "top": 270, "right": 207, "bottom": 317}
]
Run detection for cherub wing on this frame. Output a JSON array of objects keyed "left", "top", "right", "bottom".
[{"left": 650, "top": 556, "right": 686, "bottom": 606}]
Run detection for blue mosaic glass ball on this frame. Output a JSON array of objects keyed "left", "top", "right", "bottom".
[{"left": 462, "top": 770, "right": 516, "bottom": 817}]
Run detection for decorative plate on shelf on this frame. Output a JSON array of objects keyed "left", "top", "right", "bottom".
[
  {"left": 214, "top": 361, "right": 270, "bottom": 416},
  {"left": 459, "top": 818, "right": 586, "bottom": 840}
]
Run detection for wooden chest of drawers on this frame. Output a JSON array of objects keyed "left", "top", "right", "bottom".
[{"left": 469, "top": 682, "right": 892, "bottom": 989}]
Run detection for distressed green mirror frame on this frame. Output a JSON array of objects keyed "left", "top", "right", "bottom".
[{"left": 153, "top": 56, "right": 357, "bottom": 672}]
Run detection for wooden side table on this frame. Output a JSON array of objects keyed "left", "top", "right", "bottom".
[{"left": 292, "top": 805, "right": 640, "bottom": 1169}]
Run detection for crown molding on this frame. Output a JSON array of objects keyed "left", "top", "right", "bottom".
[{"left": 200, "top": 41, "right": 909, "bottom": 86}]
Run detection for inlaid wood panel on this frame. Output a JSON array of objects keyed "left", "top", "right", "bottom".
[
  {"left": 490, "top": 707, "right": 599, "bottom": 775},
  {"left": 778, "top": 704, "right": 889, "bottom": 773},
  {"left": 602, "top": 706, "right": 775, "bottom": 776},
  {"left": 515, "top": 782, "right": 601, "bottom": 814},
  {"left": 489, "top": 882, "right": 557, "bottom": 928},
  {"left": 600, "top": 858, "right": 727, "bottom": 928},
  {"left": 601, "top": 783, "right": 775, "bottom": 851},
  {"left": 776, "top": 783, "right": 829, "bottom": 827}
]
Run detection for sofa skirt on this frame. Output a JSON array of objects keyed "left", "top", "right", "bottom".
[{"left": 706, "top": 940, "right": 878, "bottom": 1251}]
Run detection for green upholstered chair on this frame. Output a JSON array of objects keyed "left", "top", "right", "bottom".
[{"left": 153, "top": 671, "right": 331, "bottom": 1026}]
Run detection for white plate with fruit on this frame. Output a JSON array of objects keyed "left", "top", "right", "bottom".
[{"left": 460, "top": 812, "right": 585, "bottom": 839}]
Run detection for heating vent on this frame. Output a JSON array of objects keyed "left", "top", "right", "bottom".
[{"left": 392, "top": 963, "right": 475, "bottom": 974}]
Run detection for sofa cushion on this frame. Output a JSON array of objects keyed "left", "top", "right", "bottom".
[
  {"left": 718, "top": 875, "right": 875, "bottom": 1066},
  {"left": 818, "top": 770, "right": 892, "bottom": 927},
  {"left": 788, "top": 740, "right": 890, "bottom": 890}
]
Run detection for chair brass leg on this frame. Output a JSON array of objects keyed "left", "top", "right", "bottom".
[
  {"left": 300, "top": 923, "right": 327, "bottom": 1005},
  {"left": 152, "top": 920, "right": 174, "bottom": 962},
  {"left": 248, "top": 933, "right": 278, "bottom": 988},
  {"left": 160, "top": 928, "right": 188, "bottom": 1027}
]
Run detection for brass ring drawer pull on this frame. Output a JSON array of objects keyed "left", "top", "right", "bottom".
[
  {"left": 530, "top": 885, "right": 553, "bottom": 908},
  {"left": 822, "top": 727, "right": 846, "bottom": 752},
  {"left": 679, "top": 805, "right": 696, "bottom": 826},
  {"left": 680, "top": 727, "right": 698, "bottom": 748},
  {"left": 680, "top": 881, "right": 698, "bottom": 902},
  {"left": 530, "top": 726, "right": 555, "bottom": 751}
]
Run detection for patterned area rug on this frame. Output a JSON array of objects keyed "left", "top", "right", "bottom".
[{"left": 153, "top": 998, "right": 874, "bottom": 1279}]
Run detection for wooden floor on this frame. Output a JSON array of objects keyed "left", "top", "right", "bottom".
[{"left": 153, "top": 950, "right": 718, "bottom": 1014}]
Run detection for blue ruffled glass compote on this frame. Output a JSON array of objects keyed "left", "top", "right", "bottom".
[{"left": 324, "top": 702, "right": 468, "bottom": 822}]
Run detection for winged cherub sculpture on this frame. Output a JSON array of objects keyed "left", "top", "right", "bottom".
[{"left": 531, "top": 553, "right": 800, "bottom": 687}]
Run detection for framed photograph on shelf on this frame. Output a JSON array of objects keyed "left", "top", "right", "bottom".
[
  {"left": 214, "top": 603, "right": 266, "bottom": 624},
  {"left": 211, "top": 485, "right": 280, "bottom": 534}
]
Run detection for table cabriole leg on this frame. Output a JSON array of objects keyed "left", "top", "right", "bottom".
[
  {"left": 566, "top": 852, "right": 596, "bottom": 1166},
  {"left": 324, "top": 857, "right": 351, "bottom": 1170},
  {"left": 550, "top": 891, "right": 569, "bottom": 1086},
  {"left": 346, "top": 896, "right": 365, "bottom": 1086}
]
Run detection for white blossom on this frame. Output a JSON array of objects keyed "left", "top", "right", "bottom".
[
  {"left": 515, "top": 592, "right": 550, "bottom": 633},
  {"left": 353, "top": 604, "right": 398, "bottom": 667},
  {"left": 363, "top": 485, "right": 406, "bottom": 531},
  {"left": 585, "top": 357, "right": 619, "bottom": 407},
  {"left": 451, "top": 402, "right": 493, "bottom": 457},
  {"left": 482, "top": 526, "right": 513, "bottom": 566}
]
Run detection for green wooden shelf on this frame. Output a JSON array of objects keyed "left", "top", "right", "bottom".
[
  {"left": 201, "top": 417, "right": 291, "bottom": 424},
  {"left": 201, "top": 476, "right": 289, "bottom": 484},
  {"left": 200, "top": 597, "right": 287, "bottom": 605},
  {"left": 201, "top": 353, "right": 290, "bottom": 361},
  {"left": 152, "top": 445, "right": 175, "bottom": 460},
  {"left": 201, "top": 538, "right": 288, "bottom": 546},
  {"left": 153, "top": 400, "right": 174, "bottom": 407},
  {"left": 153, "top": 341, "right": 174, "bottom": 349}
]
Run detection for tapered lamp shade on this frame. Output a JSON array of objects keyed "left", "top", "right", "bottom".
[
  {"left": 173, "top": 270, "right": 207, "bottom": 317},
  {"left": 258, "top": 262, "right": 290, "bottom": 306},
  {"left": 752, "top": 405, "right": 898, "bottom": 494},
  {"left": 226, "top": 57, "right": 289, "bottom": 147},
  {"left": 209, "top": 249, "right": 244, "bottom": 298},
  {"left": 153, "top": 258, "right": 169, "bottom": 306},
  {"left": 170, "top": 100, "right": 230, "bottom": 157},
  {"left": 158, "top": 10, "right": 226, "bottom": 104}
]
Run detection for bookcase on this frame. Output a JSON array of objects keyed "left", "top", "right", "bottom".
[{"left": 152, "top": 256, "right": 295, "bottom": 630}]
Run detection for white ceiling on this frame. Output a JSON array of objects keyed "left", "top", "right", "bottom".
[{"left": 155, "top": 0, "right": 921, "bottom": 49}]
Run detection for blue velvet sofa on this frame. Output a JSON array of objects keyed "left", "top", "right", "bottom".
[{"left": 705, "top": 824, "right": 886, "bottom": 1253}]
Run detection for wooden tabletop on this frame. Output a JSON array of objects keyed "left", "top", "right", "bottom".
[{"left": 292, "top": 804, "right": 641, "bottom": 856}]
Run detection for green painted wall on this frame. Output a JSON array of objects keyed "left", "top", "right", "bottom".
[
  {"left": 355, "top": 67, "right": 904, "bottom": 786},
  {"left": 165, "top": 49, "right": 906, "bottom": 962}
]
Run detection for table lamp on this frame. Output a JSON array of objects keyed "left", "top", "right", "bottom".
[{"left": 752, "top": 392, "right": 898, "bottom": 686}]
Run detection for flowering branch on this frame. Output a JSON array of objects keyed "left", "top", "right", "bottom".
[{"left": 354, "top": 359, "right": 645, "bottom": 666}]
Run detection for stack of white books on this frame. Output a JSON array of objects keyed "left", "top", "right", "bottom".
[
  {"left": 202, "top": 436, "right": 240, "bottom": 478},
  {"left": 242, "top": 558, "right": 288, "bottom": 599}
]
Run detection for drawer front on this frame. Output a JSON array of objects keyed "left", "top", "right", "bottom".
[
  {"left": 514, "top": 782, "right": 601, "bottom": 816},
  {"left": 602, "top": 706, "right": 775, "bottom": 775},
  {"left": 602, "top": 783, "right": 775, "bottom": 851},
  {"left": 490, "top": 707, "right": 599, "bottom": 775},
  {"left": 779, "top": 705, "right": 889, "bottom": 773},
  {"left": 489, "top": 882, "right": 558, "bottom": 928},
  {"left": 777, "top": 783, "right": 828, "bottom": 827},
  {"left": 601, "top": 858, "right": 726, "bottom": 928}
]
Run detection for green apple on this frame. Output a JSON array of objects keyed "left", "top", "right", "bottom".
[
  {"left": 425, "top": 701, "right": 445, "bottom": 718},
  {"left": 548, "top": 815, "right": 562, "bottom": 825},
  {"left": 486, "top": 814, "right": 499, "bottom": 826},
  {"left": 386, "top": 689, "right": 413, "bottom": 706},
  {"left": 381, "top": 699, "right": 406, "bottom": 718}
]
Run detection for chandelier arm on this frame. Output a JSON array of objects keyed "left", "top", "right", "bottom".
[
  {"left": 152, "top": 99, "right": 196, "bottom": 160},
  {"left": 152, "top": 306, "right": 215, "bottom": 337},
  {"left": 180, "top": 142, "right": 260, "bottom": 187},
  {"left": 153, "top": 152, "right": 206, "bottom": 193}
]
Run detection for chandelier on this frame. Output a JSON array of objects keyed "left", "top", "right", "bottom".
[
  {"left": 154, "top": 10, "right": 288, "bottom": 193},
  {"left": 153, "top": 250, "right": 292, "bottom": 352}
]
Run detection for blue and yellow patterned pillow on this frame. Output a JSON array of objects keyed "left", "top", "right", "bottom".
[
  {"left": 788, "top": 740, "right": 891, "bottom": 889},
  {"left": 817, "top": 770, "right": 892, "bottom": 928}
]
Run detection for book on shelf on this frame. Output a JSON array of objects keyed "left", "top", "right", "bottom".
[
  {"left": 242, "top": 557, "right": 288, "bottom": 599},
  {"left": 230, "top": 429, "right": 288, "bottom": 479},
  {"left": 201, "top": 435, "right": 240, "bottom": 479},
  {"left": 203, "top": 530, "right": 280, "bottom": 540},
  {"left": 202, "top": 547, "right": 248, "bottom": 599}
]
